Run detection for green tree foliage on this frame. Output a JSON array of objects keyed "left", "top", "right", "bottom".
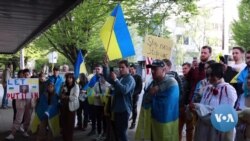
[
  {"left": 125, "top": 0, "right": 198, "bottom": 36},
  {"left": 34, "top": 0, "right": 115, "bottom": 68},
  {"left": 33, "top": 0, "right": 197, "bottom": 70},
  {"left": 0, "top": 54, "right": 19, "bottom": 70},
  {"left": 232, "top": 0, "right": 250, "bottom": 50}
]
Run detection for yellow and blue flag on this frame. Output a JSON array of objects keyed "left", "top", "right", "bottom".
[
  {"left": 74, "top": 50, "right": 87, "bottom": 79},
  {"left": 31, "top": 93, "right": 60, "bottom": 136},
  {"left": 135, "top": 78, "right": 179, "bottom": 141},
  {"left": 100, "top": 4, "right": 135, "bottom": 61}
]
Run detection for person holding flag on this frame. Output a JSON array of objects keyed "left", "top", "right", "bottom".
[
  {"left": 100, "top": 3, "right": 136, "bottom": 141},
  {"left": 32, "top": 82, "right": 60, "bottom": 141},
  {"left": 75, "top": 50, "right": 106, "bottom": 137},
  {"left": 109, "top": 60, "right": 135, "bottom": 141},
  {"left": 92, "top": 74, "right": 111, "bottom": 141},
  {"left": 76, "top": 73, "right": 89, "bottom": 130},
  {"left": 87, "top": 64, "right": 105, "bottom": 136}
]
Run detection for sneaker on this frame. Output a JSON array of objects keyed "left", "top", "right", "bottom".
[
  {"left": 5, "top": 134, "right": 14, "bottom": 140},
  {"left": 19, "top": 126, "right": 25, "bottom": 132},
  {"left": 129, "top": 123, "right": 136, "bottom": 129},
  {"left": 23, "top": 132, "right": 29, "bottom": 137}
]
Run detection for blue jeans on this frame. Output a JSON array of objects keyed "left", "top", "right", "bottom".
[
  {"left": 1, "top": 86, "right": 8, "bottom": 107},
  {"left": 114, "top": 111, "right": 130, "bottom": 141}
]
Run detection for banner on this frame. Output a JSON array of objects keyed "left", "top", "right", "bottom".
[
  {"left": 7, "top": 78, "right": 39, "bottom": 99},
  {"left": 143, "top": 35, "right": 173, "bottom": 60}
]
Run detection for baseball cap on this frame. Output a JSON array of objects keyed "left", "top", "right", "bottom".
[{"left": 146, "top": 60, "right": 165, "bottom": 68}]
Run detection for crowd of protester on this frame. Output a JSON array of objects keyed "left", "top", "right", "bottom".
[{"left": 2, "top": 46, "right": 250, "bottom": 141}]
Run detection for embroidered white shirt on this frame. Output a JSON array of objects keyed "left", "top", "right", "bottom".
[{"left": 200, "top": 82, "right": 237, "bottom": 107}]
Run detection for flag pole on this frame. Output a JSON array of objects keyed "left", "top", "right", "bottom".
[{"left": 105, "top": 4, "right": 120, "bottom": 61}]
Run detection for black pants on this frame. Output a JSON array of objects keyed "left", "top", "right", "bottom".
[
  {"left": 76, "top": 100, "right": 89, "bottom": 128},
  {"left": 105, "top": 116, "right": 116, "bottom": 141},
  {"left": 131, "top": 95, "right": 139, "bottom": 124},
  {"left": 93, "top": 105, "right": 106, "bottom": 134},
  {"left": 114, "top": 112, "right": 130, "bottom": 141},
  {"left": 61, "top": 104, "right": 75, "bottom": 141},
  {"left": 89, "top": 105, "right": 96, "bottom": 131}
]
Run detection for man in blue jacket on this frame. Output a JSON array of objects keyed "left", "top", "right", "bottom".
[
  {"left": 110, "top": 60, "right": 135, "bottom": 141},
  {"left": 47, "top": 66, "right": 64, "bottom": 96}
]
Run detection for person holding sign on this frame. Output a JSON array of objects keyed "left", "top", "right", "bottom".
[
  {"left": 6, "top": 69, "right": 34, "bottom": 140},
  {"left": 12, "top": 70, "right": 24, "bottom": 121}
]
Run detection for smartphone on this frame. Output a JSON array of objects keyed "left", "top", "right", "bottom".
[{"left": 110, "top": 67, "right": 114, "bottom": 72}]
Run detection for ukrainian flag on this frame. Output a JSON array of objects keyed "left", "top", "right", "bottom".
[
  {"left": 88, "top": 74, "right": 99, "bottom": 88},
  {"left": 86, "top": 86, "right": 95, "bottom": 105},
  {"left": 31, "top": 93, "right": 60, "bottom": 136},
  {"left": 135, "top": 77, "right": 179, "bottom": 141},
  {"left": 100, "top": 4, "right": 135, "bottom": 61},
  {"left": 74, "top": 50, "right": 87, "bottom": 79}
]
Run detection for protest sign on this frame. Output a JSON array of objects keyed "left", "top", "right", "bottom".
[
  {"left": 7, "top": 78, "right": 39, "bottom": 99},
  {"left": 143, "top": 35, "right": 173, "bottom": 59}
]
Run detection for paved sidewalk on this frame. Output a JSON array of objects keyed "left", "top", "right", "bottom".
[
  {"left": 0, "top": 107, "right": 138, "bottom": 141},
  {"left": 0, "top": 84, "right": 186, "bottom": 141},
  {"left": 0, "top": 84, "right": 139, "bottom": 141}
]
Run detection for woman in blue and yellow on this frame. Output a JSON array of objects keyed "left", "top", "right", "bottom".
[{"left": 32, "top": 81, "right": 60, "bottom": 141}]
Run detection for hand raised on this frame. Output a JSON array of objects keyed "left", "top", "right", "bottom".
[{"left": 111, "top": 72, "right": 117, "bottom": 81}]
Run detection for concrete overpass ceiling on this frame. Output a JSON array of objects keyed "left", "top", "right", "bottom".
[{"left": 0, "top": 0, "right": 82, "bottom": 54}]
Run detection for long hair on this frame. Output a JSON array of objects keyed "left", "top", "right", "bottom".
[
  {"left": 79, "top": 73, "right": 88, "bottom": 86},
  {"left": 65, "top": 73, "right": 76, "bottom": 87},
  {"left": 207, "top": 63, "right": 224, "bottom": 79}
]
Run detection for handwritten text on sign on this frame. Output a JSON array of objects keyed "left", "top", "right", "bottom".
[
  {"left": 7, "top": 78, "right": 39, "bottom": 99},
  {"left": 143, "top": 35, "right": 173, "bottom": 59}
]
